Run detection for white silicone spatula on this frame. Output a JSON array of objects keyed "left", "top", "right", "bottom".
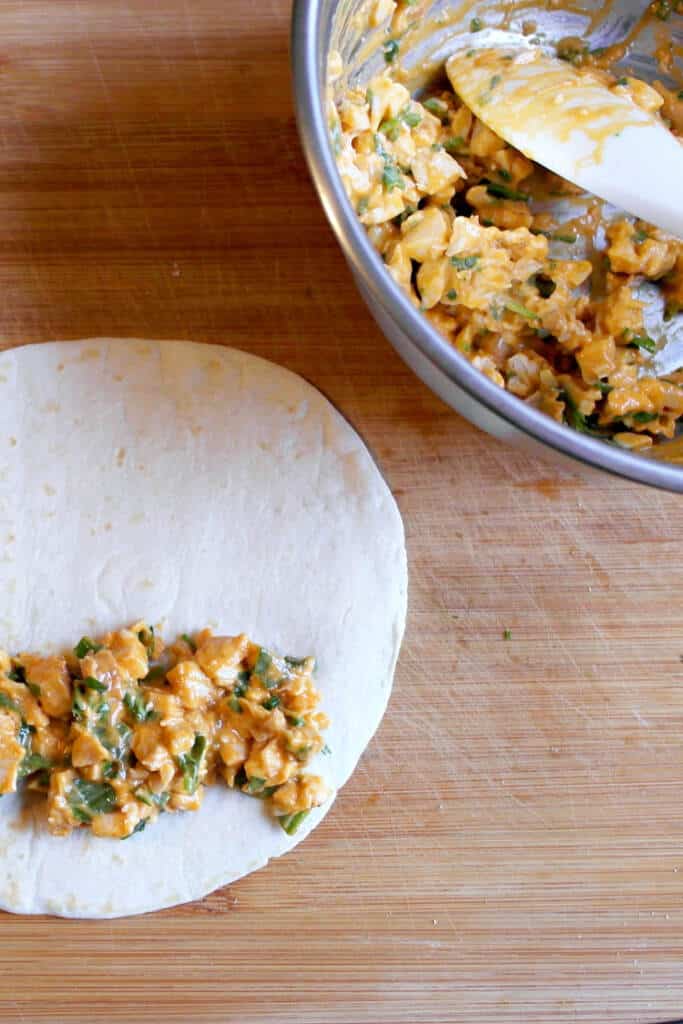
[{"left": 446, "top": 46, "right": 683, "bottom": 238}]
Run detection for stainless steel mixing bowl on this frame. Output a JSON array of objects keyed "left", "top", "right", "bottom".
[{"left": 291, "top": 0, "right": 683, "bottom": 490}]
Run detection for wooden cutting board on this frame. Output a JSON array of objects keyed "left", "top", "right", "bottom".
[{"left": 0, "top": 3, "right": 682, "bottom": 1022}]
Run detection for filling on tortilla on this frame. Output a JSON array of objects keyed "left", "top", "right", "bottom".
[{"left": 0, "top": 623, "right": 330, "bottom": 840}]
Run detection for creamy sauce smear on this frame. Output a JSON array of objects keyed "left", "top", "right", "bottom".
[{"left": 446, "top": 47, "right": 654, "bottom": 167}]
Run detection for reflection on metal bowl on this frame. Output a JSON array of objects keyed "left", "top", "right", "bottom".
[{"left": 291, "top": 0, "right": 683, "bottom": 490}]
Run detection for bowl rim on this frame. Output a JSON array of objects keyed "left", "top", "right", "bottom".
[{"left": 290, "top": 0, "right": 683, "bottom": 493}]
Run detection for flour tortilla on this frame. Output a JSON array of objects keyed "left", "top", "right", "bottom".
[{"left": 0, "top": 339, "right": 407, "bottom": 918}]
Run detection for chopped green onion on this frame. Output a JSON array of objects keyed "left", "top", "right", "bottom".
[
  {"left": 503, "top": 628, "right": 512, "bottom": 641},
  {"left": 624, "top": 331, "right": 657, "bottom": 353},
  {"left": 633, "top": 228, "right": 649, "bottom": 244},
  {"left": 135, "top": 788, "right": 169, "bottom": 808},
  {"left": 423, "top": 97, "right": 450, "bottom": 124},
  {"left": 485, "top": 181, "right": 530, "bottom": 202},
  {"left": 400, "top": 106, "right": 421, "bottom": 128},
  {"left": 279, "top": 809, "right": 310, "bottom": 835},
  {"left": 0, "top": 692, "right": 20, "bottom": 714},
  {"left": 82, "top": 676, "right": 107, "bottom": 693},
  {"left": 530, "top": 273, "right": 556, "bottom": 299},
  {"left": 286, "top": 714, "right": 306, "bottom": 728},
  {"left": 262, "top": 695, "right": 281, "bottom": 711},
  {"left": 253, "top": 649, "right": 272, "bottom": 677},
  {"left": 450, "top": 254, "right": 479, "bottom": 270},
  {"left": 233, "top": 672, "right": 250, "bottom": 698},
  {"left": 443, "top": 135, "right": 467, "bottom": 154},
  {"left": 284, "top": 655, "right": 308, "bottom": 669},
  {"left": 18, "top": 753, "right": 52, "bottom": 778},
  {"left": 246, "top": 776, "right": 266, "bottom": 793},
  {"left": 505, "top": 300, "right": 539, "bottom": 320},
  {"left": 379, "top": 116, "right": 401, "bottom": 141},
  {"left": 8, "top": 666, "right": 26, "bottom": 684},
  {"left": 71, "top": 689, "right": 87, "bottom": 721},
  {"left": 383, "top": 38, "right": 400, "bottom": 63},
  {"left": 180, "top": 633, "right": 196, "bottom": 652},
  {"left": 74, "top": 637, "right": 101, "bottom": 659},
  {"left": 470, "top": 16, "right": 483, "bottom": 31},
  {"left": 446, "top": 289, "right": 458, "bottom": 301},
  {"left": 141, "top": 664, "right": 166, "bottom": 685},
  {"left": 123, "top": 691, "right": 156, "bottom": 722},
  {"left": 631, "top": 411, "right": 658, "bottom": 423},
  {"left": 122, "top": 819, "right": 148, "bottom": 839},
  {"left": 137, "top": 625, "right": 156, "bottom": 659},
  {"left": 68, "top": 778, "right": 117, "bottom": 821},
  {"left": 561, "top": 391, "right": 606, "bottom": 438},
  {"left": 177, "top": 734, "right": 207, "bottom": 795},
  {"left": 382, "top": 162, "right": 404, "bottom": 191}
]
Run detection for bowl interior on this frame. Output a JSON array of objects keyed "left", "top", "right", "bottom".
[{"left": 295, "top": 0, "right": 683, "bottom": 488}]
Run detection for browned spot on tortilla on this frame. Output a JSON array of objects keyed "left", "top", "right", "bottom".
[
  {"left": 79, "top": 348, "right": 100, "bottom": 362},
  {"left": 116, "top": 447, "right": 126, "bottom": 466}
]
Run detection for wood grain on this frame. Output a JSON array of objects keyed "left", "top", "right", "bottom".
[{"left": 0, "top": 2, "right": 682, "bottom": 1022}]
